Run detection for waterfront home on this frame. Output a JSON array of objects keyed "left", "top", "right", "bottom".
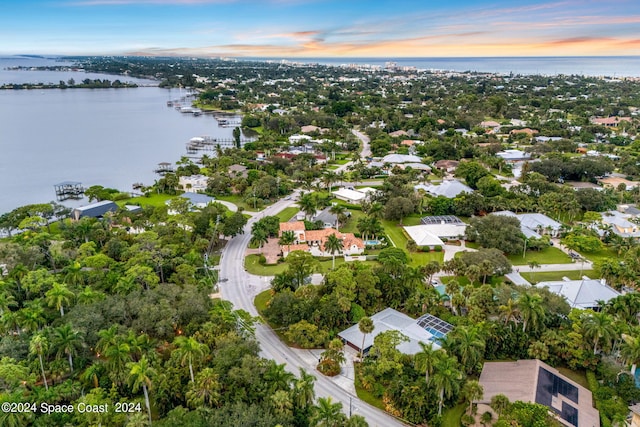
[
  {"left": 178, "top": 174, "right": 208, "bottom": 193},
  {"left": 71, "top": 200, "right": 118, "bottom": 221}
]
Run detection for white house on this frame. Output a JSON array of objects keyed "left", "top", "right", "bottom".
[
  {"left": 179, "top": 174, "right": 209, "bottom": 193},
  {"left": 535, "top": 277, "right": 621, "bottom": 310},
  {"left": 332, "top": 188, "right": 369, "bottom": 204},
  {"left": 415, "top": 180, "right": 473, "bottom": 199}
]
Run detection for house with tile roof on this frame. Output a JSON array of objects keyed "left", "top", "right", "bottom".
[{"left": 278, "top": 222, "right": 364, "bottom": 258}]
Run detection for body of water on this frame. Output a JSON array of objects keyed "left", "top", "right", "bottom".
[
  {"left": 273, "top": 56, "right": 640, "bottom": 77},
  {"left": 0, "top": 57, "right": 239, "bottom": 215}
]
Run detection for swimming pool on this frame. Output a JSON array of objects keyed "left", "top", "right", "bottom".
[{"left": 364, "top": 240, "right": 381, "bottom": 245}]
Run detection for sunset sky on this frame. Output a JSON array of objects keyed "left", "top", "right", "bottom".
[{"left": 3, "top": 0, "right": 640, "bottom": 58}]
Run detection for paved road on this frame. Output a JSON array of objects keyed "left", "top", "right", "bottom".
[
  {"left": 218, "top": 191, "right": 406, "bottom": 427},
  {"left": 352, "top": 129, "right": 371, "bottom": 159}
]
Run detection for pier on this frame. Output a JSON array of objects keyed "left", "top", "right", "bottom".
[
  {"left": 54, "top": 181, "right": 84, "bottom": 201},
  {"left": 186, "top": 136, "right": 251, "bottom": 153},
  {"left": 153, "top": 162, "right": 174, "bottom": 174}
]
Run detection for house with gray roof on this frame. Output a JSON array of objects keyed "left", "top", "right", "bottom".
[
  {"left": 493, "top": 211, "right": 562, "bottom": 238},
  {"left": 496, "top": 149, "right": 531, "bottom": 162},
  {"left": 600, "top": 210, "right": 640, "bottom": 239},
  {"left": 338, "top": 308, "right": 452, "bottom": 355},
  {"left": 415, "top": 179, "right": 473, "bottom": 199},
  {"left": 535, "top": 277, "right": 621, "bottom": 310},
  {"left": 71, "top": 200, "right": 118, "bottom": 221}
]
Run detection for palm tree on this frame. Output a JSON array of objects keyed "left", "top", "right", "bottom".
[
  {"left": 421, "top": 261, "right": 441, "bottom": 286},
  {"left": 490, "top": 394, "right": 511, "bottom": 416},
  {"left": 279, "top": 230, "right": 296, "bottom": 256},
  {"left": 311, "top": 397, "right": 346, "bottom": 427},
  {"left": 127, "top": 356, "right": 156, "bottom": 425},
  {"left": 582, "top": 311, "right": 616, "bottom": 355},
  {"left": 250, "top": 227, "right": 269, "bottom": 254},
  {"left": 186, "top": 368, "right": 220, "bottom": 408},
  {"left": 293, "top": 368, "right": 316, "bottom": 410},
  {"left": 329, "top": 204, "right": 346, "bottom": 231},
  {"left": 430, "top": 355, "right": 463, "bottom": 416},
  {"left": 357, "top": 316, "right": 375, "bottom": 359},
  {"left": 29, "top": 333, "right": 49, "bottom": 390},
  {"left": 461, "top": 380, "right": 484, "bottom": 416},
  {"left": 620, "top": 331, "right": 640, "bottom": 376},
  {"left": 17, "top": 302, "right": 46, "bottom": 333},
  {"left": 104, "top": 340, "right": 133, "bottom": 385},
  {"left": 323, "top": 171, "right": 337, "bottom": 192},
  {"left": 498, "top": 298, "right": 520, "bottom": 326},
  {"left": 325, "top": 233, "right": 343, "bottom": 269},
  {"left": 52, "top": 324, "right": 84, "bottom": 373},
  {"left": 443, "top": 326, "right": 485, "bottom": 374},
  {"left": 0, "top": 291, "right": 18, "bottom": 315},
  {"left": 414, "top": 341, "right": 439, "bottom": 384},
  {"left": 516, "top": 291, "right": 545, "bottom": 333},
  {"left": 298, "top": 192, "right": 317, "bottom": 220},
  {"left": 45, "top": 282, "right": 74, "bottom": 317},
  {"left": 173, "top": 336, "right": 208, "bottom": 383}
]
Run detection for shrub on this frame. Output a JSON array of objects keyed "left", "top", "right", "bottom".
[
  {"left": 317, "top": 359, "right": 341, "bottom": 376},
  {"left": 434, "top": 245, "right": 443, "bottom": 252},
  {"left": 258, "top": 254, "right": 267, "bottom": 265}
]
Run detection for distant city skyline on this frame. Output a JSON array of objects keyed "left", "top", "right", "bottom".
[{"left": 3, "top": 0, "right": 640, "bottom": 58}]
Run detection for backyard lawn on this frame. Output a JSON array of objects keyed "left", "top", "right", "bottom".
[
  {"left": 578, "top": 247, "right": 618, "bottom": 265},
  {"left": 276, "top": 206, "right": 299, "bottom": 223},
  {"left": 442, "top": 404, "right": 465, "bottom": 427},
  {"left": 117, "top": 193, "right": 174, "bottom": 207},
  {"left": 244, "top": 254, "right": 378, "bottom": 276},
  {"left": 507, "top": 246, "right": 573, "bottom": 265},
  {"left": 520, "top": 269, "right": 595, "bottom": 283},
  {"left": 410, "top": 251, "right": 445, "bottom": 267}
]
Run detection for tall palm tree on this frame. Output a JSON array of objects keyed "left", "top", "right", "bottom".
[
  {"left": 414, "top": 341, "right": 439, "bottom": 384},
  {"left": 186, "top": 368, "right": 220, "bottom": 408},
  {"left": 311, "top": 397, "right": 346, "bottom": 427},
  {"left": 421, "top": 261, "right": 441, "bottom": 286},
  {"left": 527, "top": 261, "right": 540, "bottom": 282},
  {"left": 325, "top": 233, "right": 343, "bottom": 269},
  {"left": 173, "top": 336, "right": 209, "bottom": 383},
  {"left": 329, "top": 204, "right": 346, "bottom": 231},
  {"left": 52, "top": 324, "right": 84, "bottom": 372},
  {"left": 298, "top": 192, "right": 318, "bottom": 220},
  {"left": 293, "top": 368, "right": 316, "bottom": 410},
  {"left": 461, "top": 380, "right": 484, "bottom": 416},
  {"left": 357, "top": 316, "right": 375, "bottom": 360},
  {"left": 127, "top": 356, "right": 156, "bottom": 425},
  {"left": 516, "top": 291, "right": 545, "bottom": 333},
  {"left": 442, "top": 326, "right": 485, "bottom": 374},
  {"left": 250, "top": 227, "right": 269, "bottom": 254},
  {"left": 29, "top": 333, "right": 49, "bottom": 390},
  {"left": 582, "top": 311, "right": 616, "bottom": 355},
  {"left": 279, "top": 230, "right": 296, "bottom": 256},
  {"left": 498, "top": 298, "right": 520, "bottom": 326},
  {"left": 430, "top": 355, "right": 463, "bottom": 416},
  {"left": 620, "top": 331, "right": 640, "bottom": 376},
  {"left": 104, "top": 340, "right": 133, "bottom": 386},
  {"left": 45, "top": 282, "right": 74, "bottom": 317}
]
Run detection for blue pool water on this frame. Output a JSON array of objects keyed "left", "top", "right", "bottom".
[{"left": 364, "top": 240, "right": 381, "bottom": 245}]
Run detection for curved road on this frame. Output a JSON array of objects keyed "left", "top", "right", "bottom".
[{"left": 218, "top": 192, "right": 406, "bottom": 427}]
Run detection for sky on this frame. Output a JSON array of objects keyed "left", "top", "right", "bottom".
[{"left": 2, "top": 0, "right": 640, "bottom": 58}]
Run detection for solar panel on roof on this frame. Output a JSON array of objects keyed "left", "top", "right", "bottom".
[{"left": 420, "top": 215, "right": 465, "bottom": 225}]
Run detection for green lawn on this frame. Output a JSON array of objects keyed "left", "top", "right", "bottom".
[
  {"left": 117, "top": 193, "right": 173, "bottom": 207},
  {"left": 442, "top": 403, "right": 465, "bottom": 427},
  {"left": 410, "top": 251, "right": 444, "bottom": 267},
  {"left": 578, "top": 247, "right": 618, "bottom": 265},
  {"left": 520, "top": 269, "right": 595, "bottom": 283},
  {"left": 245, "top": 254, "right": 378, "bottom": 276},
  {"left": 254, "top": 289, "right": 272, "bottom": 314},
  {"left": 507, "top": 246, "right": 573, "bottom": 265},
  {"left": 381, "top": 220, "right": 409, "bottom": 248},
  {"left": 244, "top": 254, "right": 289, "bottom": 276},
  {"left": 216, "top": 194, "right": 256, "bottom": 212},
  {"left": 276, "top": 206, "right": 299, "bottom": 223},
  {"left": 339, "top": 210, "right": 366, "bottom": 234}
]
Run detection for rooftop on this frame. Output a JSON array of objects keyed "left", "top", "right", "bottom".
[
  {"left": 535, "top": 278, "right": 621, "bottom": 310},
  {"left": 415, "top": 179, "right": 473, "bottom": 199}
]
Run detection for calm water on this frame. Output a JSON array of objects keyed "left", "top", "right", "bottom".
[
  {"left": 0, "top": 57, "right": 238, "bottom": 214},
  {"left": 273, "top": 56, "right": 640, "bottom": 77}
]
